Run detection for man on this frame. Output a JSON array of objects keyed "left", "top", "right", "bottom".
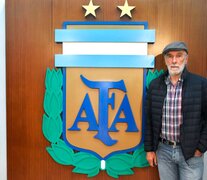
[{"left": 144, "top": 41, "right": 207, "bottom": 180}]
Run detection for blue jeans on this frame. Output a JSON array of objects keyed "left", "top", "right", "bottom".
[{"left": 156, "top": 142, "right": 204, "bottom": 180}]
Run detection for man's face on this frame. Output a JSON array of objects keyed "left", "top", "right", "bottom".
[{"left": 164, "top": 50, "right": 188, "bottom": 76}]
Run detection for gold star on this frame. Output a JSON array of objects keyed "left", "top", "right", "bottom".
[
  {"left": 82, "top": 0, "right": 100, "bottom": 18},
  {"left": 117, "top": 0, "right": 135, "bottom": 18}
]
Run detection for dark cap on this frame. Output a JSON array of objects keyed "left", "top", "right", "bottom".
[{"left": 162, "top": 41, "right": 188, "bottom": 55}]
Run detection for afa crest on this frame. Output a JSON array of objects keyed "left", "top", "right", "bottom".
[
  {"left": 64, "top": 68, "right": 142, "bottom": 159},
  {"left": 43, "top": 21, "right": 163, "bottom": 178}
]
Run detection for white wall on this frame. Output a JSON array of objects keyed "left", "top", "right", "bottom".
[
  {"left": 0, "top": 0, "right": 7, "bottom": 180},
  {"left": 204, "top": 154, "right": 207, "bottom": 180}
]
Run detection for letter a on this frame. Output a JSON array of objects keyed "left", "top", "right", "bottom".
[
  {"left": 109, "top": 94, "right": 139, "bottom": 132},
  {"left": 68, "top": 93, "right": 98, "bottom": 131}
]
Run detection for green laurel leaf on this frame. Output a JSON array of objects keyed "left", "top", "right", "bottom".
[
  {"left": 45, "top": 68, "right": 63, "bottom": 91},
  {"left": 72, "top": 152, "right": 100, "bottom": 177},
  {"left": 146, "top": 69, "right": 164, "bottom": 89},
  {"left": 42, "top": 114, "right": 62, "bottom": 143},
  {"left": 46, "top": 139, "right": 74, "bottom": 165},
  {"left": 106, "top": 153, "right": 134, "bottom": 170},
  {"left": 45, "top": 68, "right": 52, "bottom": 90},
  {"left": 87, "top": 168, "right": 99, "bottom": 177},
  {"left": 106, "top": 167, "right": 134, "bottom": 179},
  {"left": 73, "top": 152, "right": 100, "bottom": 170},
  {"left": 43, "top": 90, "right": 62, "bottom": 118},
  {"left": 133, "top": 145, "right": 149, "bottom": 167},
  {"left": 57, "top": 69, "right": 63, "bottom": 87},
  {"left": 106, "top": 168, "right": 119, "bottom": 178},
  {"left": 73, "top": 167, "right": 99, "bottom": 177},
  {"left": 106, "top": 153, "right": 134, "bottom": 178}
]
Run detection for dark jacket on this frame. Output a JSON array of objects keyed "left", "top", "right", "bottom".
[{"left": 144, "top": 68, "right": 207, "bottom": 160}]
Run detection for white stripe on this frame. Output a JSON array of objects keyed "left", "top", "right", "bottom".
[
  {"left": 63, "top": 42, "right": 147, "bottom": 55},
  {"left": 0, "top": 1, "right": 7, "bottom": 180}
]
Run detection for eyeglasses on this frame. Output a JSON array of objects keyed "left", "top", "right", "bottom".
[{"left": 165, "top": 53, "right": 187, "bottom": 61}]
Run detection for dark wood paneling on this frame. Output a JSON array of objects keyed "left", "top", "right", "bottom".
[
  {"left": 149, "top": 0, "right": 207, "bottom": 76},
  {"left": 7, "top": 0, "right": 206, "bottom": 179},
  {"left": 6, "top": 0, "right": 53, "bottom": 179}
]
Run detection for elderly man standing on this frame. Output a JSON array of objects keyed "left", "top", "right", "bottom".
[{"left": 144, "top": 41, "right": 207, "bottom": 180}]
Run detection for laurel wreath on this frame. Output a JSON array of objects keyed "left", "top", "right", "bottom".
[{"left": 42, "top": 68, "right": 164, "bottom": 178}]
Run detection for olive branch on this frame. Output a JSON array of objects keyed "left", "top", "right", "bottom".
[{"left": 42, "top": 68, "right": 163, "bottom": 178}]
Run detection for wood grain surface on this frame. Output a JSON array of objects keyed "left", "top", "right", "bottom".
[{"left": 6, "top": 0, "right": 206, "bottom": 179}]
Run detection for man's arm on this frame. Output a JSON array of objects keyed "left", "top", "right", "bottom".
[
  {"left": 197, "top": 78, "right": 207, "bottom": 153},
  {"left": 144, "top": 85, "right": 153, "bottom": 152}
]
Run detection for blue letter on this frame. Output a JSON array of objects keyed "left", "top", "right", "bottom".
[
  {"left": 109, "top": 95, "right": 138, "bottom": 132},
  {"left": 68, "top": 93, "right": 98, "bottom": 131},
  {"left": 80, "top": 75, "right": 126, "bottom": 146}
]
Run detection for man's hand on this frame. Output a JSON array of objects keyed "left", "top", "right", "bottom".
[
  {"left": 194, "top": 149, "right": 203, "bottom": 157},
  {"left": 146, "top": 152, "right": 157, "bottom": 167}
]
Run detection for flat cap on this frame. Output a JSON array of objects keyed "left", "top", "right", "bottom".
[{"left": 162, "top": 41, "right": 188, "bottom": 54}]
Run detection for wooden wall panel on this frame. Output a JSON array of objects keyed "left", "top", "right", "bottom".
[
  {"left": 6, "top": 0, "right": 53, "bottom": 179},
  {"left": 6, "top": 0, "right": 206, "bottom": 179}
]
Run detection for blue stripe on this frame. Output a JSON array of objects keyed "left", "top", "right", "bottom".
[
  {"left": 55, "top": 55, "right": 154, "bottom": 68},
  {"left": 55, "top": 29, "right": 155, "bottom": 43},
  {"left": 62, "top": 21, "right": 149, "bottom": 29}
]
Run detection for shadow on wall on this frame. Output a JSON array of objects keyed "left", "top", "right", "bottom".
[{"left": 155, "top": 54, "right": 166, "bottom": 71}]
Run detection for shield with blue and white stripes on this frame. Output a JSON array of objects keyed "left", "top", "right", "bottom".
[{"left": 55, "top": 21, "right": 155, "bottom": 159}]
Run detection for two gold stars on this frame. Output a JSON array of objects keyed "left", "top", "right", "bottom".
[{"left": 82, "top": 0, "right": 135, "bottom": 18}]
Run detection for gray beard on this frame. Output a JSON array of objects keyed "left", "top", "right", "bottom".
[{"left": 168, "top": 62, "right": 186, "bottom": 77}]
